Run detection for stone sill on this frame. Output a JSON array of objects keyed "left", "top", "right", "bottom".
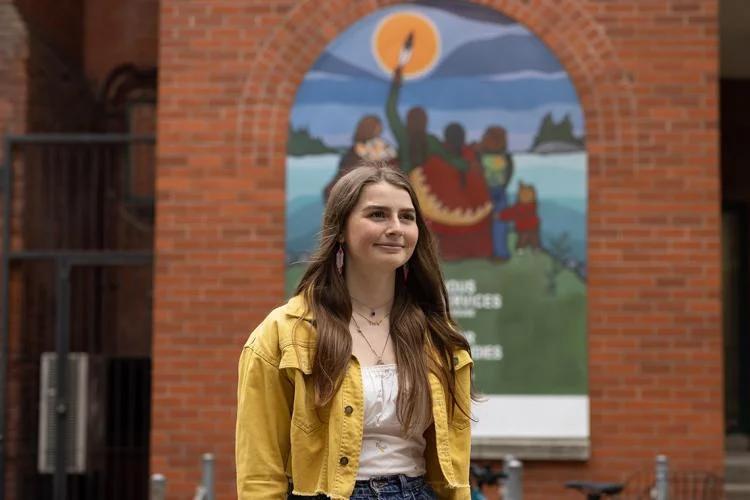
[{"left": 471, "top": 437, "right": 590, "bottom": 461}]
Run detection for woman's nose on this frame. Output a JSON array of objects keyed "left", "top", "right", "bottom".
[{"left": 386, "top": 217, "right": 403, "bottom": 234}]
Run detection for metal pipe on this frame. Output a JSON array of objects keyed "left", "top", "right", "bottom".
[
  {"left": 5, "top": 134, "right": 155, "bottom": 144},
  {"left": 7, "top": 250, "right": 152, "bottom": 266},
  {"left": 54, "top": 260, "right": 72, "bottom": 500},
  {"left": 502, "top": 454, "right": 514, "bottom": 500},
  {"left": 0, "top": 134, "right": 13, "bottom": 500},
  {"left": 506, "top": 458, "right": 523, "bottom": 500},
  {"left": 655, "top": 454, "right": 669, "bottom": 500},
  {"left": 150, "top": 474, "right": 167, "bottom": 500},
  {"left": 202, "top": 453, "right": 215, "bottom": 500}
]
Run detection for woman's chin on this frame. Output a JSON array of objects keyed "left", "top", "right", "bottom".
[{"left": 364, "top": 256, "right": 407, "bottom": 273}]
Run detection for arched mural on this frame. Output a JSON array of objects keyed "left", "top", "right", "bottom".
[{"left": 285, "top": 0, "right": 588, "bottom": 453}]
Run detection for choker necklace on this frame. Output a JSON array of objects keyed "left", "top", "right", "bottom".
[
  {"left": 350, "top": 295, "right": 392, "bottom": 318},
  {"left": 353, "top": 308, "right": 389, "bottom": 327}
]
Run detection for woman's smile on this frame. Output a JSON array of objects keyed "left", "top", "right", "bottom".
[{"left": 375, "top": 242, "right": 404, "bottom": 252}]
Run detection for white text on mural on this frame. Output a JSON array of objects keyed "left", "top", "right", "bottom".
[
  {"left": 461, "top": 330, "right": 503, "bottom": 361},
  {"left": 446, "top": 279, "right": 502, "bottom": 318}
]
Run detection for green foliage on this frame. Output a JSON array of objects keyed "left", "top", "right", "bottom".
[
  {"left": 545, "top": 232, "right": 572, "bottom": 296},
  {"left": 287, "top": 126, "right": 338, "bottom": 156},
  {"left": 529, "top": 112, "right": 584, "bottom": 152}
]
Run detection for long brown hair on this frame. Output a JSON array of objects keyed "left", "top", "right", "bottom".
[{"left": 294, "top": 160, "right": 477, "bottom": 435}]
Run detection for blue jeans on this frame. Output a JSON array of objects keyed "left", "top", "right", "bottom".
[{"left": 288, "top": 474, "right": 437, "bottom": 499}]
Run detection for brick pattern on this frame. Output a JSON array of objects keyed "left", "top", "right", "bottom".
[
  {"left": 0, "top": 3, "right": 28, "bottom": 138},
  {"left": 0, "top": 4, "right": 27, "bottom": 500},
  {"left": 153, "top": 1, "right": 722, "bottom": 498}
]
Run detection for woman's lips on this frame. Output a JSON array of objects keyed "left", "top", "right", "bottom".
[{"left": 375, "top": 243, "right": 404, "bottom": 251}]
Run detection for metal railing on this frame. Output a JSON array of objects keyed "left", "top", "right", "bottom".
[
  {"left": 151, "top": 453, "right": 720, "bottom": 500},
  {"left": 1, "top": 133, "right": 155, "bottom": 500},
  {"left": 565, "top": 454, "right": 723, "bottom": 500}
]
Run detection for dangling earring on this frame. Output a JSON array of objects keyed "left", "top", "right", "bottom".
[
  {"left": 403, "top": 262, "right": 409, "bottom": 282},
  {"left": 336, "top": 244, "right": 344, "bottom": 275}
]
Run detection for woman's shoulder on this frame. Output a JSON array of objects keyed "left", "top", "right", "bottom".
[
  {"left": 424, "top": 336, "right": 474, "bottom": 371},
  {"left": 452, "top": 348, "right": 473, "bottom": 371},
  {"left": 243, "top": 295, "right": 316, "bottom": 351}
]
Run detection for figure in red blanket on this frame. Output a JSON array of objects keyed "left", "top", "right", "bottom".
[
  {"left": 499, "top": 181, "right": 541, "bottom": 253},
  {"left": 386, "top": 61, "right": 493, "bottom": 260},
  {"left": 414, "top": 123, "right": 494, "bottom": 260}
]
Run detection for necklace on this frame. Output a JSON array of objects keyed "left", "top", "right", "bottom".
[
  {"left": 353, "top": 308, "right": 390, "bottom": 326},
  {"left": 351, "top": 315, "right": 390, "bottom": 365},
  {"left": 350, "top": 295, "right": 392, "bottom": 318}
]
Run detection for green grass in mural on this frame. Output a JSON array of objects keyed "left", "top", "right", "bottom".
[
  {"left": 441, "top": 246, "right": 587, "bottom": 396},
  {"left": 285, "top": 238, "right": 587, "bottom": 396}
]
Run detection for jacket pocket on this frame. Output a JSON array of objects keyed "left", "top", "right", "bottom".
[{"left": 279, "top": 345, "right": 327, "bottom": 434}]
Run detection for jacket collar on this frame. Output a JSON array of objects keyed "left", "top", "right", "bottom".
[{"left": 285, "top": 294, "right": 314, "bottom": 321}]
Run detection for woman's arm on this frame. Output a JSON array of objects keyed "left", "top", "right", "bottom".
[
  {"left": 236, "top": 334, "right": 294, "bottom": 499},
  {"left": 385, "top": 66, "right": 411, "bottom": 172}
]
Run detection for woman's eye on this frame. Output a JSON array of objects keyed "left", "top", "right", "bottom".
[
  {"left": 369, "top": 211, "right": 386, "bottom": 218},
  {"left": 400, "top": 213, "right": 416, "bottom": 221}
]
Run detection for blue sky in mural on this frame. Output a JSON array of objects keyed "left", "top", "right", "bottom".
[{"left": 290, "top": 2, "right": 584, "bottom": 152}]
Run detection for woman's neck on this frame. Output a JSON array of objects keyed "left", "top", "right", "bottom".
[{"left": 345, "top": 265, "right": 395, "bottom": 310}]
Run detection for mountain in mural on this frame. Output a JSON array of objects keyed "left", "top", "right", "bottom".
[
  {"left": 312, "top": 51, "right": 385, "bottom": 80},
  {"left": 430, "top": 33, "right": 563, "bottom": 78},
  {"left": 529, "top": 113, "right": 584, "bottom": 154}
]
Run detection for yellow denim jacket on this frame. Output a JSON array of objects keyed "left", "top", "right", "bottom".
[{"left": 236, "top": 295, "right": 473, "bottom": 500}]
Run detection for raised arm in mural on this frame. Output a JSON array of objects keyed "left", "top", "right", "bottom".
[
  {"left": 383, "top": 40, "right": 491, "bottom": 260},
  {"left": 385, "top": 34, "right": 468, "bottom": 174}
]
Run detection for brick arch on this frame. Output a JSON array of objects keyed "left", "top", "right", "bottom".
[
  {"left": 233, "top": 2, "right": 637, "bottom": 481},
  {"left": 235, "top": 0, "right": 636, "bottom": 177}
]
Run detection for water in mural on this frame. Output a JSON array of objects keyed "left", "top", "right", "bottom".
[{"left": 285, "top": 1, "right": 588, "bottom": 437}]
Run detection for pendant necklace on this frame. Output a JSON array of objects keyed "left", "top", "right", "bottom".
[{"left": 351, "top": 315, "right": 390, "bottom": 365}]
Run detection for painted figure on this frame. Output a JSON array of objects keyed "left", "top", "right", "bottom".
[
  {"left": 324, "top": 115, "right": 396, "bottom": 202},
  {"left": 476, "top": 126, "right": 514, "bottom": 260},
  {"left": 499, "top": 181, "right": 541, "bottom": 253},
  {"left": 386, "top": 63, "right": 493, "bottom": 260}
]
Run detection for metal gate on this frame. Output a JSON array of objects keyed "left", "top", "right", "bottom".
[{"left": 0, "top": 134, "right": 155, "bottom": 500}]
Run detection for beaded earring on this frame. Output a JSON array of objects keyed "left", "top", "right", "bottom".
[{"left": 336, "top": 244, "right": 344, "bottom": 275}]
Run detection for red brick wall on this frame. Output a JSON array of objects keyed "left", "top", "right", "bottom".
[
  {"left": 0, "top": 3, "right": 27, "bottom": 138},
  {"left": 153, "top": 1, "right": 722, "bottom": 498},
  {"left": 0, "top": 4, "right": 27, "bottom": 499}
]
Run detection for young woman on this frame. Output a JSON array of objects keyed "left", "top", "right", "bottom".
[{"left": 236, "top": 161, "right": 476, "bottom": 499}]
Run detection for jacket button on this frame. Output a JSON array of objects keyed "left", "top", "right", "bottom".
[
  {"left": 453, "top": 356, "right": 459, "bottom": 364},
  {"left": 344, "top": 405, "right": 353, "bottom": 415},
  {"left": 339, "top": 456, "right": 349, "bottom": 466}
]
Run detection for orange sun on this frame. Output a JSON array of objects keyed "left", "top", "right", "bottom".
[{"left": 372, "top": 12, "right": 440, "bottom": 80}]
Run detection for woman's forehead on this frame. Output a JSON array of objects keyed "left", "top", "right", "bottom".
[{"left": 357, "top": 181, "right": 414, "bottom": 209}]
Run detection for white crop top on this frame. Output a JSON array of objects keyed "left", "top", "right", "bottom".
[{"left": 356, "top": 364, "right": 428, "bottom": 480}]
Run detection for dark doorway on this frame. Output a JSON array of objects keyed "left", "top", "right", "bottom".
[{"left": 721, "top": 78, "right": 750, "bottom": 439}]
